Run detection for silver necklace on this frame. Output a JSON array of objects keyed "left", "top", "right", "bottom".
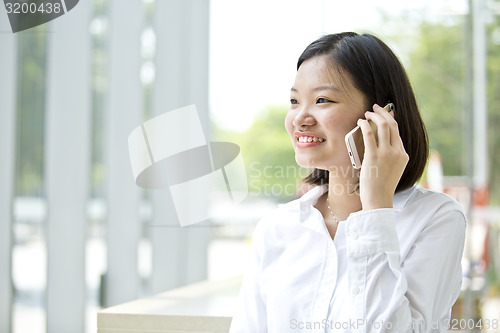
[{"left": 326, "top": 196, "right": 340, "bottom": 225}]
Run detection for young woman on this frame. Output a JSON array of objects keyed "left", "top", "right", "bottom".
[{"left": 229, "top": 32, "right": 466, "bottom": 332}]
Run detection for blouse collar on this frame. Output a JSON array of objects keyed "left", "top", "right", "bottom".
[{"left": 297, "top": 184, "right": 417, "bottom": 231}]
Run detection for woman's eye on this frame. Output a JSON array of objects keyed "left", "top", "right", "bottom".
[
  {"left": 290, "top": 98, "right": 299, "bottom": 105},
  {"left": 317, "top": 98, "right": 333, "bottom": 104}
]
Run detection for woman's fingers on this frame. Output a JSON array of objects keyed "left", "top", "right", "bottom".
[
  {"left": 357, "top": 118, "right": 377, "bottom": 153},
  {"left": 364, "top": 107, "right": 390, "bottom": 147},
  {"left": 370, "top": 104, "right": 404, "bottom": 149},
  {"left": 359, "top": 103, "right": 408, "bottom": 159}
]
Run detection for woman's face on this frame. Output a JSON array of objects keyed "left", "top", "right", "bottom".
[{"left": 285, "top": 55, "right": 368, "bottom": 171}]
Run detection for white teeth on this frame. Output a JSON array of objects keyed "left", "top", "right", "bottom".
[{"left": 297, "top": 136, "right": 325, "bottom": 143}]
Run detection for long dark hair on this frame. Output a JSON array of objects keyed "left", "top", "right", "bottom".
[{"left": 298, "top": 32, "right": 428, "bottom": 193}]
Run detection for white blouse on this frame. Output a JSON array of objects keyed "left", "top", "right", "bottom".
[{"left": 229, "top": 185, "right": 466, "bottom": 333}]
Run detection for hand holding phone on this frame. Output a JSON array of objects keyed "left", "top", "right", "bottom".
[{"left": 345, "top": 103, "right": 395, "bottom": 169}]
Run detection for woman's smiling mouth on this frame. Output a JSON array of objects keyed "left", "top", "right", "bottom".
[
  {"left": 297, "top": 136, "right": 326, "bottom": 143},
  {"left": 294, "top": 131, "right": 326, "bottom": 147}
]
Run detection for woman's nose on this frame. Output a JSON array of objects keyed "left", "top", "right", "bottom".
[{"left": 293, "top": 107, "right": 316, "bottom": 128}]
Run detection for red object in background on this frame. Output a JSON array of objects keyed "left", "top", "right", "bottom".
[{"left": 473, "top": 186, "right": 489, "bottom": 207}]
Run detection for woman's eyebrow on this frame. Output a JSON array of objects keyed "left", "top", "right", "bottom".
[
  {"left": 312, "top": 85, "right": 340, "bottom": 92},
  {"left": 290, "top": 86, "right": 339, "bottom": 92}
]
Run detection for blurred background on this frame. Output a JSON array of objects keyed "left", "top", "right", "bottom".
[{"left": 1, "top": 0, "right": 500, "bottom": 332}]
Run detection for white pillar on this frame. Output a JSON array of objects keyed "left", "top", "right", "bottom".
[
  {"left": 44, "top": 2, "right": 92, "bottom": 332},
  {"left": 104, "top": 0, "right": 144, "bottom": 307},
  {"left": 150, "top": 0, "right": 211, "bottom": 293},
  {"left": 472, "top": 0, "right": 488, "bottom": 189},
  {"left": 0, "top": 13, "right": 17, "bottom": 333}
]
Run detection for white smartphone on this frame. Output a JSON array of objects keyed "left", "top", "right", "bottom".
[{"left": 345, "top": 103, "right": 395, "bottom": 169}]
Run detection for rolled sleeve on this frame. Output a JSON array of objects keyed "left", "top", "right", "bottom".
[{"left": 345, "top": 208, "right": 399, "bottom": 258}]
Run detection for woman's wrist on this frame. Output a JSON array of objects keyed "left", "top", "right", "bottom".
[{"left": 362, "top": 197, "right": 393, "bottom": 211}]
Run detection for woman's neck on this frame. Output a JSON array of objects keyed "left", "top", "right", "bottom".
[{"left": 324, "top": 172, "right": 362, "bottom": 221}]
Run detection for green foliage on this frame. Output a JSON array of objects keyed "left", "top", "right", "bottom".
[
  {"left": 15, "top": 27, "right": 48, "bottom": 196},
  {"left": 406, "top": 21, "right": 465, "bottom": 177},
  {"left": 487, "top": 20, "right": 500, "bottom": 204},
  {"left": 213, "top": 105, "right": 304, "bottom": 201},
  {"left": 405, "top": 18, "right": 500, "bottom": 204}
]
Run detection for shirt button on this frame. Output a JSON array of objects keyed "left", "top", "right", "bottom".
[
  {"left": 351, "top": 287, "right": 360, "bottom": 295},
  {"left": 350, "top": 232, "right": 358, "bottom": 240}
]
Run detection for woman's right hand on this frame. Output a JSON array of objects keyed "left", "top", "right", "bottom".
[{"left": 357, "top": 104, "right": 409, "bottom": 211}]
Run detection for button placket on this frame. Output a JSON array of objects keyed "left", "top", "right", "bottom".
[{"left": 312, "top": 238, "right": 338, "bottom": 331}]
